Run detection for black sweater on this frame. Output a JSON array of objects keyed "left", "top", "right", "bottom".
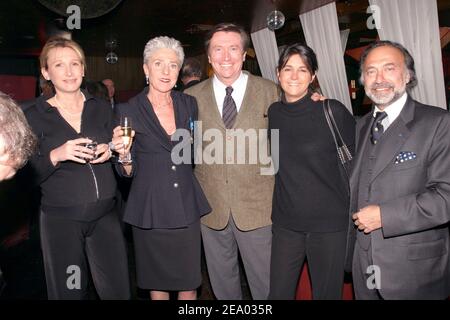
[
  {"left": 268, "top": 93, "right": 355, "bottom": 232},
  {"left": 25, "top": 92, "right": 117, "bottom": 221}
]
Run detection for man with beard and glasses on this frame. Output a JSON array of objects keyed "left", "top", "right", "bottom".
[{"left": 348, "top": 40, "right": 450, "bottom": 299}]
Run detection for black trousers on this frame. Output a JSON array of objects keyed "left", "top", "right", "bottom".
[
  {"left": 40, "top": 210, "right": 130, "bottom": 300},
  {"left": 269, "top": 224, "right": 347, "bottom": 300}
]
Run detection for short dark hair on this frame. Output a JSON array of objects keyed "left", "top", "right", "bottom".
[
  {"left": 277, "top": 43, "right": 318, "bottom": 76},
  {"left": 181, "top": 57, "right": 202, "bottom": 79},
  {"left": 204, "top": 22, "right": 250, "bottom": 52},
  {"left": 359, "top": 40, "right": 417, "bottom": 88}
]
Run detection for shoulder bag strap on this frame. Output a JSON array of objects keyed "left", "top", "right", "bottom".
[
  {"left": 323, "top": 100, "right": 341, "bottom": 158},
  {"left": 325, "top": 100, "right": 353, "bottom": 162}
]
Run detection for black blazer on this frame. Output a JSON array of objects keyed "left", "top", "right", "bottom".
[{"left": 115, "top": 89, "right": 211, "bottom": 229}]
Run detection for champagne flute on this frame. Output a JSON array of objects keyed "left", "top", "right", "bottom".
[{"left": 119, "top": 116, "right": 133, "bottom": 164}]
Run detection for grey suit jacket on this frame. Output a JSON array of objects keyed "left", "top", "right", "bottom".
[
  {"left": 185, "top": 72, "right": 279, "bottom": 230},
  {"left": 350, "top": 95, "right": 450, "bottom": 299}
]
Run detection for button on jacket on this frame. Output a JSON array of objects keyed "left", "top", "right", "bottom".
[{"left": 115, "top": 89, "right": 211, "bottom": 229}]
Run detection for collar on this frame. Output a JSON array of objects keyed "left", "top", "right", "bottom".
[
  {"left": 373, "top": 91, "right": 407, "bottom": 121},
  {"left": 281, "top": 91, "right": 312, "bottom": 106},
  {"left": 36, "top": 89, "right": 94, "bottom": 113},
  {"left": 212, "top": 71, "right": 246, "bottom": 91}
]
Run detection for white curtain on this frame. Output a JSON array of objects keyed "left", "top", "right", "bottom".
[
  {"left": 299, "top": 2, "right": 353, "bottom": 113},
  {"left": 251, "top": 28, "right": 279, "bottom": 83},
  {"left": 369, "top": 0, "right": 446, "bottom": 109}
]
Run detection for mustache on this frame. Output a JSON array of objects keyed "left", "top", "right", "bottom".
[{"left": 370, "top": 82, "right": 394, "bottom": 90}]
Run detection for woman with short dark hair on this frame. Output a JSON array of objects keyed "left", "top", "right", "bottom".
[{"left": 268, "top": 44, "right": 355, "bottom": 299}]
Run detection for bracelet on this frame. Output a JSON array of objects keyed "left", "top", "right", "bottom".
[{"left": 108, "top": 141, "right": 116, "bottom": 151}]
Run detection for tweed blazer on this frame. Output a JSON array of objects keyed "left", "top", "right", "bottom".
[{"left": 185, "top": 72, "right": 279, "bottom": 230}]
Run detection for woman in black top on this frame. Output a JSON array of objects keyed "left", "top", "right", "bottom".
[
  {"left": 25, "top": 37, "right": 130, "bottom": 299},
  {"left": 111, "top": 36, "right": 211, "bottom": 300},
  {"left": 268, "top": 44, "right": 355, "bottom": 299}
]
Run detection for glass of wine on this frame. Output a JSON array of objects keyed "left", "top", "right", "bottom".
[
  {"left": 85, "top": 137, "right": 98, "bottom": 162},
  {"left": 118, "top": 116, "right": 133, "bottom": 165},
  {"left": 80, "top": 136, "right": 97, "bottom": 163}
]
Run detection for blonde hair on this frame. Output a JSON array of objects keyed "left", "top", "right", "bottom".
[{"left": 39, "top": 37, "right": 86, "bottom": 71}]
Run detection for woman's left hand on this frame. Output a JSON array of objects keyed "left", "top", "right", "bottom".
[{"left": 90, "top": 143, "right": 111, "bottom": 164}]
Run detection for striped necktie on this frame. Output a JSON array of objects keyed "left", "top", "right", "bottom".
[{"left": 222, "top": 86, "right": 237, "bottom": 129}]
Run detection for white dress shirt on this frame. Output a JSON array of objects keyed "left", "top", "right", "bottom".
[
  {"left": 373, "top": 92, "right": 407, "bottom": 131},
  {"left": 212, "top": 72, "right": 248, "bottom": 117}
]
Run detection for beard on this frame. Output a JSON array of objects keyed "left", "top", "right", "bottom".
[{"left": 365, "top": 81, "right": 406, "bottom": 107}]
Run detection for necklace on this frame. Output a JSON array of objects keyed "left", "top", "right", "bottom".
[
  {"left": 54, "top": 92, "right": 85, "bottom": 116},
  {"left": 150, "top": 95, "right": 172, "bottom": 109}
]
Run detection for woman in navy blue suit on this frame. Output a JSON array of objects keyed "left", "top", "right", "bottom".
[{"left": 111, "top": 36, "right": 211, "bottom": 300}]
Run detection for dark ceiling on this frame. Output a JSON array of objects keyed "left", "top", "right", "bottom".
[
  {"left": 0, "top": 0, "right": 258, "bottom": 57},
  {"left": 1, "top": 0, "right": 450, "bottom": 58}
]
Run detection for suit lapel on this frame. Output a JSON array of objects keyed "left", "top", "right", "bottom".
[
  {"left": 369, "top": 121, "right": 409, "bottom": 182},
  {"left": 233, "top": 72, "right": 256, "bottom": 128},
  {"left": 172, "top": 91, "right": 182, "bottom": 131},
  {"left": 370, "top": 97, "right": 414, "bottom": 182},
  {"left": 350, "top": 114, "right": 373, "bottom": 189},
  {"left": 203, "top": 79, "right": 226, "bottom": 129},
  {"left": 136, "top": 91, "right": 172, "bottom": 151}
]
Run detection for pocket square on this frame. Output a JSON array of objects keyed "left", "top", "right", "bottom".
[{"left": 394, "top": 151, "right": 417, "bottom": 164}]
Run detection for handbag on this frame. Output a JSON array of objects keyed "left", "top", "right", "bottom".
[{"left": 323, "top": 99, "right": 355, "bottom": 273}]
